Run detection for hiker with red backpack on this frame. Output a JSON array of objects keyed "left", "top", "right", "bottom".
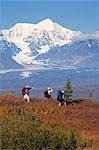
[{"left": 22, "top": 85, "right": 31, "bottom": 103}]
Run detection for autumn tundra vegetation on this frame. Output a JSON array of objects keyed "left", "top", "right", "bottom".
[{"left": 0, "top": 81, "right": 99, "bottom": 150}]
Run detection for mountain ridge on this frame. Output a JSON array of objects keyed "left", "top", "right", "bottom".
[
  {"left": 0, "top": 18, "right": 99, "bottom": 68},
  {"left": 0, "top": 18, "right": 85, "bottom": 65}
]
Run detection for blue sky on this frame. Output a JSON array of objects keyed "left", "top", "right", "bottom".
[{"left": 0, "top": 0, "right": 99, "bottom": 33}]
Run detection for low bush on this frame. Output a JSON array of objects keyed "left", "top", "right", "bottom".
[{"left": 0, "top": 107, "right": 88, "bottom": 150}]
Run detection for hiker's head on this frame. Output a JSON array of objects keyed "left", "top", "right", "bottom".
[
  {"left": 48, "top": 87, "right": 51, "bottom": 91},
  {"left": 25, "top": 85, "right": 29, "bottom": 89},
  {"left": 48, "top": 87, "right": 54, "bottom": 92},
  {"left": 61, "top": 90, "right": 64, "bottom": 93}
]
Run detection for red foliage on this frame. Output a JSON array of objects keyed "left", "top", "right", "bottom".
[{"left": 0, "top": 94, "right": 99, "bottom": 148}]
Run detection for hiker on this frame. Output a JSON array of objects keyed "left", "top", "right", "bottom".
[
  {"left": 57, "top": 90, "right": 66, "bottom": 106},
  {"left": 22, "top": 85, "right": 31, "bottom": 103},
  {"left": 44, "top": 87, "right": 54, "bottom": 99}
]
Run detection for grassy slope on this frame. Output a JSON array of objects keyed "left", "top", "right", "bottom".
[{"left": 0, "top": 94, "right": 99, "bottom": 149}]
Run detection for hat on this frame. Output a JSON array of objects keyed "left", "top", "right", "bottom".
[
  {"left": 61, "top": 90, "right": 64, "bottom": 93},
  {"left": 25, "top": 85, "right": 29, "bottom": 88},
  {"left": 48, "top": 87, "right": 52, "bottom": 90}
]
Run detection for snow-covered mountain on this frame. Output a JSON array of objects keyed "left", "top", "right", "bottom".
[
  {"left": 0, "top": 34, "right": 22, "bottom": 69},
  {"left": 0, "top": 18, "right": 99, "bottom": 69},
  {"left": 35, "top": 39, "right": 99, "bottom": 68},
  {"left": 0, "top": 18, "right": 85, "bottom": 64},
  {"left": 0, "top": 34, "right": 21, "bottom": 56}
]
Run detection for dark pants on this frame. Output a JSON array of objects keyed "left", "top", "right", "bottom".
[{"left": 57, "top": 98, "right": 64, "bottom": 105}]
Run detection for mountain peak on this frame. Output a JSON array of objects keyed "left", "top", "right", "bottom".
[
  {"left": 38, "top": 18, "right": 54, "bottom": 25},
  {"left": 37, "top": 18, "right": 55, "bottom": 31}
]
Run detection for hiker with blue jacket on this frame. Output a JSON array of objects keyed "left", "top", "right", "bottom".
[{"left": 57, "top": 90, "right": 66, "bottom": 106}]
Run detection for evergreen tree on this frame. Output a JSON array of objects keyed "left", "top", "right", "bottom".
[
  {"left": 88, "top": 90, "right": 93, "bottom": 100},
  {"left": 64, "top": 79, "right": 73, "bottom": 101}
]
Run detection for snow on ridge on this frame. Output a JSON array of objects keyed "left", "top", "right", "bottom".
[
  {"left": 36, "top": 18, "right": 55, "bottom": 31},
  {"left": 91, "top": 30, "right": 99, "bottom": 39},
  {"left": 87, "top": 42, "right": 91, "bottom": 48},
  {"left": 2, "top": 23, "right": 35, "bottom": 39}
]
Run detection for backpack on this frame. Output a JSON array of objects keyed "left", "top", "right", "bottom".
[
  {"left": 57, "top": 91, "right": 64, "bottom": 100},
  {"left": 22, "top": 87, "right": 26, "bottom": 95},
  {"left": 44, "top": 91, "right": 50, "bottom": 98}
]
